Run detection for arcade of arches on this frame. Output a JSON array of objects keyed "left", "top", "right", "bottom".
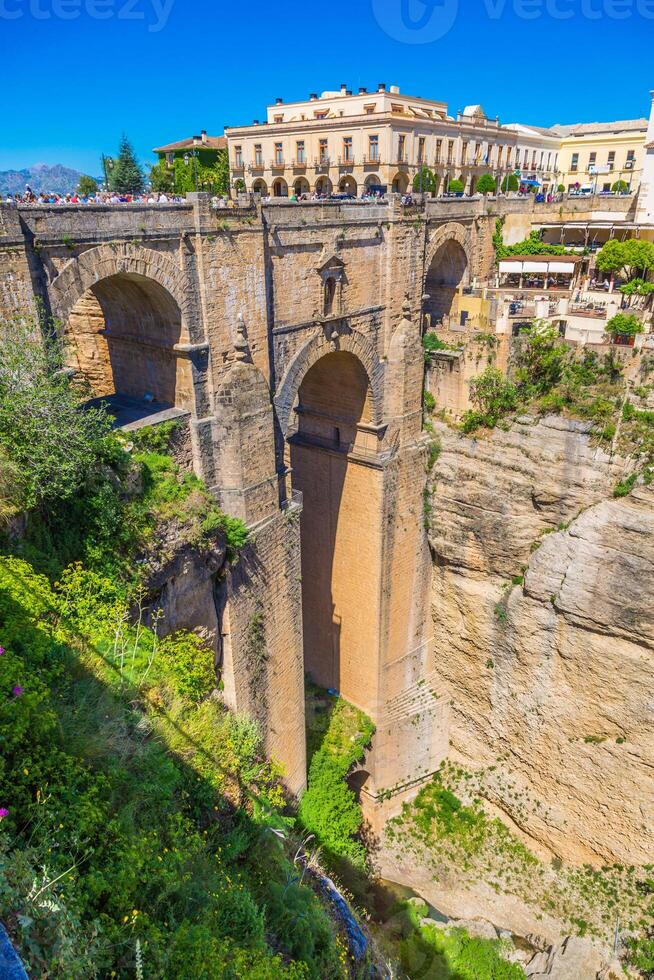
[
  {"left": 288, "top": 351, "right": 382, "bottom": 715},
  {"left": 63, "top": 272, "right": 193, "bottom": 413}
]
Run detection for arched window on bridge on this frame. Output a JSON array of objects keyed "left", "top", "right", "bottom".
[{"left": 324, "top": 276, "right": 337, "bottom": 316}]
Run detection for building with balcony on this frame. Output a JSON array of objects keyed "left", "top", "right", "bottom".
[
  {"left": 224, "top": 84, "right": 560, "bottom": 198},
  {"left": 550, "top": 118, "right": 648, "bottom": 194}
]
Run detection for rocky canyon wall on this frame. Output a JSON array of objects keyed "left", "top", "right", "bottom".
[{"left": 428, "top": 414, "right": 654, "bottom": 866}]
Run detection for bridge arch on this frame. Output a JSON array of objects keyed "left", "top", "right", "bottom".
[
  {"left": 424, "top": 222, "right": 472, "bottom": 325},
  {"left": 274, "top": 328, "right": 384, "bottom": 438},
  {"left": 282, "top": 338, "right": 384, "bottom": 699},
  {"left": 48, "top": 243, "right": 197, "bottom": 339},
  {"left": 49, "top": 245, "right": 201, "bottom": 418}
]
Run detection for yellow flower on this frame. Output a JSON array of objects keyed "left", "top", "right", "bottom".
[
  {"left": 23, "top": 768, "right": 29, "bottom": 776},
  {"left": 122, "top": 916, "right": 129, "bottom": 923}
]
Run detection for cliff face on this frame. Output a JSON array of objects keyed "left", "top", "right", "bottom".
[{"left": 428, "top": 415, "right": 654, "bottom": 866}]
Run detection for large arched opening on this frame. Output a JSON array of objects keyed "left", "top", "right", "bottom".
[
  {"left": 293, "top": 177, "right": 310, "bottom": 197},
  {"left": 392, "top": 172, "right": 409, "bottom": 193},
  {"left": 63, "top": 271, "right": 191, "bottom": 423},
  {"left": 338, "top": 175, "right": 357, "bottom": 196},
  {"left": 424, "top": 238, "right": 469, "bottom": 325},
  {"left": 272, "top": 177, "right": 288, "bottom": 197},
  {"left": 287, "top": 350, "right": 382, "bottom": 705},
  {"left": 315, "top": 176, "right": 333, "bottom": 196}
]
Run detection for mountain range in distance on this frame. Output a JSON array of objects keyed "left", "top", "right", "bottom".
[{"left": 0, "top": 163, "right": 101, "bottom": 196}]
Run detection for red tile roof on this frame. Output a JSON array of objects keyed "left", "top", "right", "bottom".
[{"left": 153, "top": 135, "right": 226, "bottom": 153}]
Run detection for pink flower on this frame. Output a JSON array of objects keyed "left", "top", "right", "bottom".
[
  {"left": 11, "top": 685, "right": 23, "bottom": 698},
  {"left": 0, "top": 808, "right": 8, "bottom": 820},
  {"left": 0, "top": 647, "right": 4, "bottom": 655}
]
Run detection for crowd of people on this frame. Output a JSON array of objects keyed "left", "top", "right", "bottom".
[{"left": 5, "top": 186, "right": 185, "bottom": 206}]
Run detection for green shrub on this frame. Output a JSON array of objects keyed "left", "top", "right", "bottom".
[
  {"left": 606, "top": 312, "right": 644, "bottom": 338},
  {"left": 501, "top": 175, "right": 519, "bottom": 193},
  {"left": 0, "top": 556, "right": 346, "bottom": 978},
  {"left": 0, "top": 314, "right": 112, "bottom": 510},
  {"left": 461, "top": 367, "right": 518, "bottom": 432},
  {"left": 476, "top": 174, "right": 497, "bottom": 194},
  {"left": 613, "top": 473, "right": 638, "bottom": 497},
  {"left": 448, "top": 179, "right": 464, "bottom": 194},
  {"left": 423, "top": 389, "right": 436, "bottom": 414},
  {"left": 299, "top": 693, "right": 374, "bottom": 869}
]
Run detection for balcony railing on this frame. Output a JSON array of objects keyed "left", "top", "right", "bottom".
[
  {"left": 338, "top": 156, "right": 356, "bottom": 167},
  {"left": 231, "top": 161, "right": 245, "bottom": 172},
  {"left": 270, "top": 158, "right": 286, "bottom": 170},
  {"left": 363, "top": 155, "right": 381, "bottom": 166},
  {"left": 314, "top": 157, "right": 330, "bottom": 168},
  {"left": 248, "top": 160, "right": 264, "bottom": 172},
  {"left": 292, "top": 157, "right": 307, "bottom": 168}
]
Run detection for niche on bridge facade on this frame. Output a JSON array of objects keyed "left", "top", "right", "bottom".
[
  {"left": 316, "top": 251, "right": 345, "bottom": 318},
  {"left": 64, "top": 272, "right": 192, "bottom": 410},
  {"left": 424, "top": 238, "right": 469, "bottom": 327}
]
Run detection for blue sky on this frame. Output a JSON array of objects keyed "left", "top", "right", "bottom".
[{"left": 0, "top": 0, "right": 651, "bottom": 174}]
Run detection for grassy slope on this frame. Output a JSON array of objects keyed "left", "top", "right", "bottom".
[{"left": 0, "top": 430, "right": 352, "bottom": 978}]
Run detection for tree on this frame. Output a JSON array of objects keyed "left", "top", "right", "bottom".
[
  {"left": 412, "top": 166, "right": 437, "bottom": 194},
  {"left": 233, "top": 178, "right": 246, "bottom": 193},
  {"left": 501, "top": 174, "right": 519, "bottom": 192},
  {"left": 461, "top": 366, "right": 518, "bottom": 432},
  {"left": 515, "top": 321, "right": 568, "bottom": 396},
  {"left": 149, "top": 160, "right": 174, "bottom": 194},
  {"left": 612, "top": 179, "right": 629, "bottom": 193},
  {"left": 0, "top": 313, "right": 111, "bottom": 510},
  {"left": 214, "top": 148, "right": 230, "bottom": 196},
  {"left": 108, "top": 135, "right": 145, "bottom": 195},
  {"left": 596, "top": 239, "right": 627, "bottom": 277},
  {"left": 596, "top": 239, "right": 654, "bottom": 282},
  {"left": 557, "top": 184, "right": 565, "bottom": 193},
  {"left": 448, "top": 178, "right": 464, "bottom": 195},
  {"left": 619, "top": 278, "right": 654, "bottom": 308},
  {"left": 476, "top": 174, "right": 496, "bottom": 195},
  {"left": 606, "top": 312, "right": 644, "bottom": 339},
  {"left": 76, "top": 175, "right": 98, "bottom": 197}
]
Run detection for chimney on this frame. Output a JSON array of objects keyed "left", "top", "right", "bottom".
[
  {"left": 309, "top": 92, "right": 318, "bottom": 100},
  {"left": 192, "top": 135, "right": 200, "bottom": 145},
  {"left": 346, "top": 89, "right": 352, "bottom": 96},
  {"left": 359, "top": 86, "right": 367, "bottom": 94},
  {"left": 275, "top": 96, "right": 283, "bottom": 104},
  {"left": 340, "top": 83, "right": 347, "bottom": 94},
  {"left": 201, "top": 129, "right": 207, "bottom": 144},
  {"left": 253, "top": 119, "right": 259, "bottom": 125},
  {"left": 378, "top": 82, "right": 386, "bottom": 92}
]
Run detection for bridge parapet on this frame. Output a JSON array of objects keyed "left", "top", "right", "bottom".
[{"left": 13, "top": 203, "right": 194, "bottom": 244}]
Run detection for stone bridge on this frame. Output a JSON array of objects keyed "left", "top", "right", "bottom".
[{"left": 0, "top": 193, "right": 504, "bottom": 802}]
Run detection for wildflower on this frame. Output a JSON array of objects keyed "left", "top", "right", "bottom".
[
  {"left": 0, "top": 647, "right": 4, "bottom": 655},
  {"left": 23, "top": 768, "right": 29, "bottom": 776},
  {"left": 0, "top": 808, "right": 8, "bottom": 820},
  {"left": 12, "top": 685, "right": 23, "bottom": 698}
]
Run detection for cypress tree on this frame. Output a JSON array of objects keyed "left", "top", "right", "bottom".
[{"left": 109, "top": 136, "right": 145, "bottom": 194}]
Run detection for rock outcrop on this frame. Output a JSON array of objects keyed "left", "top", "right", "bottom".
[{"left": 428, "top": 415, "right": 654, "bottom": 865}]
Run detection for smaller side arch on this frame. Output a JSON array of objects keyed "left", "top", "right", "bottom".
[{"left": 274, "top": 329, "right": 385, "bottom": 438}]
